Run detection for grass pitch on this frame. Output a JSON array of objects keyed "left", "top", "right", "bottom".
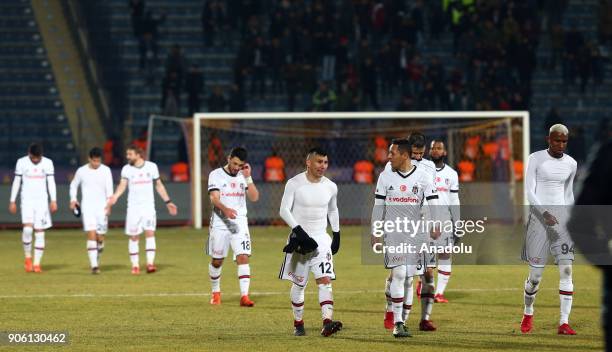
[{"left": 0, "top": 226, "right": 603, "bottom": 351}]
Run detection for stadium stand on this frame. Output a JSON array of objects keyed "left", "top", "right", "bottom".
[{"left": 0, "top": 0, "right": 76, "bottom": 168}]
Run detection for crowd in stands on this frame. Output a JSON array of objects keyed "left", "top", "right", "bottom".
[{"left": 125, "top": 0, "right": 611, "bottom": 115}]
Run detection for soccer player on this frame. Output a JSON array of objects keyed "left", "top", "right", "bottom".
[
  {"left": 383, "top": 133, "right": 438, "bottom": 331},
  {"left": 429, "top": 139, "right": 461, "bottom": 302},
  {"left": 9, "top": 143, "right": 57, "bottom": 273},
  {"left": 107, "top": 145, "right": 177, "bottom": 274},
  {"left": 69, "top": 147, "right": 114, "bottom": 274},
  {"left": 207, "top": 147, "right": 259, "bottom": 307},
  {"left": 278, "top": 147, "right": 342, "bottom": 337},
  {"left": 373, "top": 138, "right": 440, "bottom": 337},
  {"left": 520, "top": 124, "right": 578, "bottom": 335}
]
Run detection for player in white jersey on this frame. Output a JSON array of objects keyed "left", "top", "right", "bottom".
[
  {"left": 9, "top": 143, "right": 57, "bottom": 273},
  {"left": 373, "top": 138, "right": 440, "bottom": 337},
  {"left": 69, "top": 147, "right": 114, "bottom": 274},
  {"left": 383, "top": 133, "right": 439, "bottom": 331},
  {"left": 279, "top": 147, "right": 342, "bottom": 337},
  {"left": 428, "top": 140, "right": 460, "bottom": 302},
  {"left": 107, "top": 145, "right": 177, "bottom": 275},
  {"left": 207, "top": 147, "right": 260, "bottom": 307},
  {"left": 520, "top": 124, "right": 578, "bottom": 335}
]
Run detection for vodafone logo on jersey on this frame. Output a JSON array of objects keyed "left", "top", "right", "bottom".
[{"left": 388, "top": 196, "right": 419, "bottom": 203}]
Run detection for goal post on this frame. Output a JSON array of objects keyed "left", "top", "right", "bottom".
[{"left": 191, "top": 111, "right": 530, "bottom": 229}]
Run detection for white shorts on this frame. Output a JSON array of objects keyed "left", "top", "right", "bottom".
[
  {"left": 82, "top": 207, "right": 108, "bottom": 234},
  {"left": 279, "top": 233, "right": 335, "bottom": 286},
  {"left": 405, "top": 257, "right": 427, "bottom": 277},
  {"left": 207, "top": 218, "right": 251, "bottom": 260},
  {"left": 21, "top": 202, "right": 52, "bottom": 230},
  {"left": 125, "top": 207, "right": 156, "bottom": 235},
  {"left": 522, "top": 212, "right": 575, "bottom": 267},
  {"left": 427, "top": 232, "right": 455, "bottom": 267}
]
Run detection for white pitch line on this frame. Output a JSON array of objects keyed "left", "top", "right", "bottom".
[{"left": 0, "top": 287, "right": 596, "bottom": 299}]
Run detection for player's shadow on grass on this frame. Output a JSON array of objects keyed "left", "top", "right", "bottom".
[
  {"left": 40, "top": 264, "right": 69, "bottom": 271},
  {"left": 98, "top": 264, "right": 124, "bottom": 272}
]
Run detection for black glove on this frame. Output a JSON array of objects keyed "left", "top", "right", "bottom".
[
  {"left": 283, "top": 231, "right": 300, "bottom": 253},
  {"left": 283, "top": 225, "right": 318, "bottom": 254},
  {"left": 331, "top": 231, "right": 340, "bottom": 255}
]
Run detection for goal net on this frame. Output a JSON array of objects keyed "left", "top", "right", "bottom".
[{"left": 183, "top": 112, "right": 530, "bottom": 229}]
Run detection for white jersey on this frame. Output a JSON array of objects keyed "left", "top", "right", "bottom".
[
  {"left": 120, "top": 161, "right": 160, "bottom": 210},
  {"left": 526, "top": 150, "right": 577, "bottom": 208},
  {"left": 374, "top": 165, "right": 438, "bottom": 226},
  {"left": 434, "top": 164, "right": 460, "bottom": 221},
  {"left": 279, "top": 172, "right": 340, "bottom": 237},
  {"left": 70, "top": 164, "right": 114, "bottom": 212},
  {"left": 207, "top": 167, "right": 249, "bottom": 228},
  {"left": 10, "top": 156, "right": 56, "bottom": 204}
]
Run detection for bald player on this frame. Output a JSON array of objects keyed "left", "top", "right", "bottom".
[{"left": 520, "top": 124, "right": 578, "bottom": 335}]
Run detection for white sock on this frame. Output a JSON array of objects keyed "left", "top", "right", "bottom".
[
  {"left": 402, "top": 276, "right": 414, "bottom": 321},
  {"left": 420, "top": 276, "right": 434, "bottom": 321},
  {"left": 318, "top": 283, "right": 334, "bottom": 322},
  {"left": 145, "top": 237, "right": 156, "bottom": 265},
  {"left": 129, "top": 239, "right": 139, "bottom": 267},
  {"left": 390, "top": 266, "right": 406, "bottom": 324},
  {"left": 237, "top": 264, "right": 251, "bottom": 296},
  {"left": 87, "top": 240, "right": 98, "bottom": 268},
  {"left": 524, "top": 266, "right": 543, "bottom": 315},
  {"left": 385, "top": 276, "right": 393, "bottom": 313},
  {"left": 33, "top": 231, "right": 45, "bottom": 266},
  {"left": 22, "top": 227, "right": 33, "bottom": 258},
  {"left": 291, "top": 283, "right": 305, "bottom": 322},
  {"left": 559, "top": 262, "right": 574, "bottom": 325},
  {"left": 209, "top": 263, "right": 222, "bottom": 293},
  {"left": 97, "top": 239, "right": 105, "bottom": 254},
  {"left": 435, "top": 261, "right": 452, "bottom": 295}
]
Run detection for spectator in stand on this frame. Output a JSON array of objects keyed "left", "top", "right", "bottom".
[
  {"left": 598, "top": 0, "right": 612, "bottom": 46},
  {"left": 312, "top": 81, "right": 336, "bottom": 112},
  {"left": 335, "top": 81, "right": 359, "bottom": 112},
  {"left": 283, "top": 59, "right": 299, "bottom": 112},
  {"left": 396, "top": 94, "right": 416, "bottom": 111},
  {"left": 228, "top": 84, "right": 246, "bottom": 112},
  {"left": 165, "top": 44, "right": 187, "bottom": 84},
  {"left": 207, "top": 86, "right": 227, "bottom": 112},
  {"left": 161, "top": 71, "right": 181, "bottom": 116},
  {"left": 201, "top": 0, "right": 226, "bottom": 47},
  {"left": 426, "top": 56, "right": 447, "bottom": 108},
  {"left": 139, "top": 10, "right": 165, "bottom": 70},
  {"left": 129, "top": 0, "right": 145, "bottom": 38},
  {"left": 185, "top": 64, "right": 204, "bottom": 116},
  {"left": 378, "top": 42, "right": 396, "bottom": 97},
  {"left": 250, "top": 36, "right": 268, "bottom": 97},
  {"left": 269, "top": 38, "right": 285, "bottom": 94},
  {"left": 360, "top": 56, "right": 380, "bottom": 110},
  {"left": 233, "top": 42, "right": 252, "bottom": 92},
  {"left": 548, "top": 24, "right": 565, "bottom": 70}
]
